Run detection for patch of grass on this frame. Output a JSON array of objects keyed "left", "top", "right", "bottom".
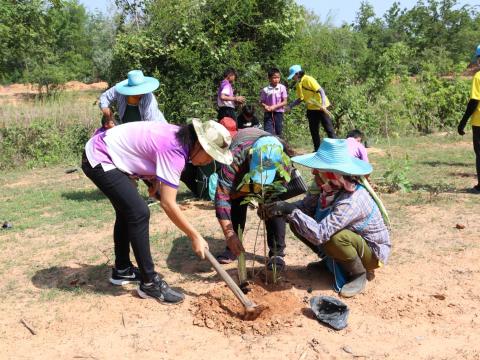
[
  {"left": 370, "top": 133, "right": 476, "bottom": 201},
  {"left": 0, "top": 90, "right": 100, "bottom": 127}
]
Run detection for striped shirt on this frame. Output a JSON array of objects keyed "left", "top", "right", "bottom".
[
  {"left": 99, "top": 87, "right": 166, "bottom": 123},
  {"left": 215, "top": 128, "right": 272, "bottom": 220},
  {"left": 288, "top": 186, "right": 391, "bottom": 263}
]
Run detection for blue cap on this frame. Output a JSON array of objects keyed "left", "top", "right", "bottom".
[
  {"left": 476, "top": 44, "right": 480, "bottom": 57},
  {"left": 287, "top": 65, "right": 302, "bottom": 80},
  {"left": 250, "top": 136, "right": 284, "bottom": 185}
]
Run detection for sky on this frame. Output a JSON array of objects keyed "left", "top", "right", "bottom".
[
  {"left": 79, "top": 0, "right": 475, "bottom": 26},
  {"left": 295, "top": 0, "right": 474, "bottom": 26}
]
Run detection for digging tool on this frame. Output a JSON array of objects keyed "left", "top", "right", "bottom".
[{"left": 204, "top": 248, "right": 265, "bottom": 320}]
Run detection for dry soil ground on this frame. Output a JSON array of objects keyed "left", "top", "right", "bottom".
[
  {"left": 0, "top": 109, "right": 479, "bottom": 358},
  {"left": 1, "top": 166, "right": 479, "bottom": 360}
]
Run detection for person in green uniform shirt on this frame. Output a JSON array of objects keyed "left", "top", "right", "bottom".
[
  {"left": 286, "top": 65, "right": 336, "bottom": 151},
  {"left": 458, "top": 45, "right": 480, "bottom": 193},
  {"left": 99, "top": 70, "right": 166, "bottom": 124}
]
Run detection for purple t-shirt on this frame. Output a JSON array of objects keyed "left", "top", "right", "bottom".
[
  {"left": 92, "top": 127, "right": 107, "bottom": 137},
  {"left": 217, "top": 79, "right": 234, "bottom": 108},
  {"left": 346, "top": 137, "right": 369, "bottom": 163},
  {"left": 259, "top": 84, "right": 288, "bottom": 112},
  {"left": 85, "top": 122, "right": 189, "bottom": 188}
]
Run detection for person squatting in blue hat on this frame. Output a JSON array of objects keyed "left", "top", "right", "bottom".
[
  {"left": 99, "top": 70, "right": 166, "bottom": 126},
  {"left": 264, "top": 138, "right": 391, "bottom": 298}
]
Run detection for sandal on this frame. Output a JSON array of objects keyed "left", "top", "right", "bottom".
[
  {"left": 216, "top": 248, "right": 237, "bottom": 264},
  {"left": 267, "top": 256, "right": 286, "bottom": 272}
]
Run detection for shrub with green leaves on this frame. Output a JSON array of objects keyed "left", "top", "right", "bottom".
[{"left": 0, "top": 120, "right": 94, "bottom": 169}]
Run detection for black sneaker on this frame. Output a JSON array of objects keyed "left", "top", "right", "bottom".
[
  {"left": 267, "top": 256, "right": 286, "bottom": 272},
  {"left": 109, "top": 266, "right": 142, "bottom": 286},
  {"left": 137, "top": 274, "right": 185, "bottom": 304}
]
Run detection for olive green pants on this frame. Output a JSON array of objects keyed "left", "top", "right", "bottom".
[
  {"left": 290, "top": 225, "right": 379, "bottom": 271},
  {"left": 323, "top": 230, "right": 379, "bottom": 271}
]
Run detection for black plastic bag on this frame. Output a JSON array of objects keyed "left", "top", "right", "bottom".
[{"left": 310, "top": 296, "right": 349, "bottom": 330}]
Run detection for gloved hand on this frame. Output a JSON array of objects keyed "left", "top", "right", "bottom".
[
  {"left": 264, "top": 201, "right": 297, "bottom": 218},
  {"left": 457, "top": 123, "right": 466, "bottom": 136},
  {"left": 257, "top": 204, "right": 266, "bottom": 220}
]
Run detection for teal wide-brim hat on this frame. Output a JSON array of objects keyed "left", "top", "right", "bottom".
[
  {"left": 291, "top": 138, "right": 372, "bottom": 176},
  {"left": 115, "top": 70, "right": 159, "bottom": 96},
  {"left": 250, "top": 136, "right": 284, "bottom": 185}
]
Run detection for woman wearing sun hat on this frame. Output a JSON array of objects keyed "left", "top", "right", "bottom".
[
  {"left": 265, "top": 138, "right": 390, "bottom": 297},
  {"left": 286, "top": 65, "right": 336, "bottom": 151},
  {"left": 99, "top": 69, "right": 166, "bottom": 124},
  {"left": 82, "top": 118, "right": 232, "bottom": 304}
]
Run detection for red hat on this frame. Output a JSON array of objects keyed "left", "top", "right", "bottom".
[{"left": 219, "top": 117, "right": 238, "bottom": 138}]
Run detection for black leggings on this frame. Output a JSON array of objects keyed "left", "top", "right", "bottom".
[
  {"left": 82, "top": 156, "right": 156, "bottom": 283},
  {"left": 231, "top": 198, "right": 286, "bottom": 257},
  {"left": 473, "top": 126, "right": 480, "bottom": 184},
  {"left": 306, "top": 109, "right": 337, "bottom": 151}
]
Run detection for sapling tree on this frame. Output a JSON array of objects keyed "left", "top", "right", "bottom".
[{"left": 237, "top": 143, "right": 291, "bottom": 284}]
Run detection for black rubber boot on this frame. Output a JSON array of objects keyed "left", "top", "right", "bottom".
[{"left": 338, "top": 256, "right": 367, "bottom": 298}]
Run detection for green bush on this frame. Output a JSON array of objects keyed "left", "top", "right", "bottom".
[{"left": 0, "top": 120, "right": 94, "bottom": 169}]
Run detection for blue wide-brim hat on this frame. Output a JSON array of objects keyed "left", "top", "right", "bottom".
[
  {"left": 287, "top": 64, "right": 302, "bottom": 80},
  {"left": 250, "top": 136, "right": 284, "bottom": 185},
  {"left": 115, "top": 70, "right": 159, "bottom": 96},
  {"left": 291, "top": 138, "right": 372, "bottom": 176}
]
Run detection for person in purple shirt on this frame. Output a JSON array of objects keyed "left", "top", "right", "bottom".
[
  {"left": 260, "top": 67, "right": 288, "bottom": 137},
  {"left": 346, "top": 129, "right": 369, "bottom": 163},
  {"left": 217, "top": 68, "right": 245, "bottom": 121},
  {"left": 82, "top": 120, "right": 233, "bottom": 304}
]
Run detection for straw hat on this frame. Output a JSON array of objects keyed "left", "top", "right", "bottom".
[{"left": 192, "top": 119, "right": 233, "bottom": 165}]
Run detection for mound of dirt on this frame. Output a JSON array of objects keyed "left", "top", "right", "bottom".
[
  {"left": 190, "top": 279, "right": 305, "bottom": 335},
  {"left": 0, "top": 81, "right": 107, "bottom": 95},
  {"left": 64, "top": 81, "right": 107, "bottom": 91}
]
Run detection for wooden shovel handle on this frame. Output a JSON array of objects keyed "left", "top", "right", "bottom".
[{"left": 204, "top": 248, "right": 256, "bottom": 309}]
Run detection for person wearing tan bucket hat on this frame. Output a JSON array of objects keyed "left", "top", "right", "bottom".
[
  {"left": 264, "top": 138, "right": 391, "bottom": 298},
  {"left": 82, "top": 118, "right": 232, "bottom": 304},
  {"left": 99, "top": 70, "right": 166, "bottom": 125}
]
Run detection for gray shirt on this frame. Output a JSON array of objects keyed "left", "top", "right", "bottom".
[{"left": 99, "top": 87, "right": 166, "bottom": 123}]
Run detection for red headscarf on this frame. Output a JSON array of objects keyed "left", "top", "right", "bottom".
[{"left": 219, "top": 117, "right": 238, "bottom": 138}]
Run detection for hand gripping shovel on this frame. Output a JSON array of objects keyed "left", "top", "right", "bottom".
[{"left": 204, "top": 248, "right": 265, "bottom": 320}]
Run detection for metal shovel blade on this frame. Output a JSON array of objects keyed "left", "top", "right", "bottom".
[{"left": 204, "top": 248, "right": 265, "bottom": 320}]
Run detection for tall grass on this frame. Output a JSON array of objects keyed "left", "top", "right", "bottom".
[
  {"left": 0, "top": 90, "right": 100, "bottom": 127},
  {"left": 0, "top": 91, "right": 101, "bottom": 169}
]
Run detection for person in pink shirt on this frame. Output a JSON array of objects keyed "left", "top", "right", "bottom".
[
  {"left": 217, "top": 68, "right": 245, "bottom": 121},
  {"left": 260, "top": 67, "right": 288, "bottom": 137},
  {"left": 82, "top": 120, "right": 232, "bottom": 304},
  {"left": 346, "top": 129, "right": 369, "bottom": 163}
]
